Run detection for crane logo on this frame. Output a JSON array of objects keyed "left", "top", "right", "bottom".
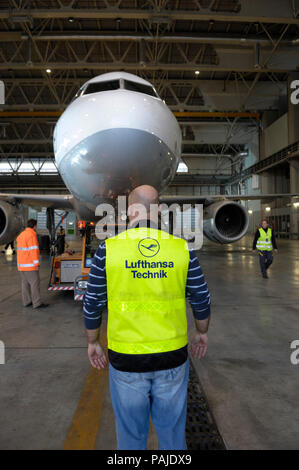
[{"left": 138, "top": 238, "right": 160, "bottom": 258}]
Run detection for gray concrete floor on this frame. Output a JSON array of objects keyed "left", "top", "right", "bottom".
[
  {"left": 0, "top": 236, "right": 298, "bottom": 449},
  {"left": 191, "top": 236, "right": 299, "bottom": 450}
]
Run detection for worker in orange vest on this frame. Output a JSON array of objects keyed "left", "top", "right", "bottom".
[{"left": 16, "top": 219, "right": 49, "bottom": 309}]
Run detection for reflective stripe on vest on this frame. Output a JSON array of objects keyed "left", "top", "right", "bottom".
[
  {"left": 256, "top": 227, "right": 273, "bottom": 251},
  {"left": 105, "top": 227, "right": 190, "bottom": 355},
  {"left": 18, "top": 262, "right": 38, "bottom": 268},
  {"left": 17, "top": 246, "right": 39, "bottom": 251}
]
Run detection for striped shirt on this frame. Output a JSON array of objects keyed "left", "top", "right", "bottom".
[{"left": 83, "top": 241, "right": 211, "bottom": 330}]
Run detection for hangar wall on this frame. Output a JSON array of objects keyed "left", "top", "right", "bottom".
[{"left": 264, "top": 113, "right": 288, "bottom": 158}]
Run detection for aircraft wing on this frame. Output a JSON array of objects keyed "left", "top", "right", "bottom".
[
  {"left": 0, "top": 193, "right": 75, "bottom": 211},
  {"left": 159, "top": 193, "right": 299, "bottom": 204},
  {"left": 1, "top": 191, "right": 298, "bottom": 212}
]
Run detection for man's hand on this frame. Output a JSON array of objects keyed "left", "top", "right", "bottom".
[
  {"left": 274, "top": 249, "right": 278, "bottom": 253},
  {"left": 190, "top": 332, "right": 208, "bottom": 360},
  {"left": 88, "top": 341, "right": 108, "bottom": 370}
]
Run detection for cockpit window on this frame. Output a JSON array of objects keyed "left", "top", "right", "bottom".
[
  {"left": 71, "top": 86, "right": 85, "bottom": 103},
  {"left": 123, "top": 80, "right": 158, "bottom": 97},
  {"left": 83, "top": 80, "right": 120, "bottom": 95}
]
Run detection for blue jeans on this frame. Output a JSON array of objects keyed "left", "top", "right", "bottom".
[
  {"left": 109, "top": 359, "right": 189, "bottom": 450},
  {"left": 259, "top": 250, "right": 273, "bottom": 276}
]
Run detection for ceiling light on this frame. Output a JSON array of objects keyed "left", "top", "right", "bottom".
[
  {"left": 265, "top": 207, "right": 271, "bottom": 212},
  {"left": 293, "top": 202, "right": 299, "bottom": 208},
  {"left": 46, "top": 68, "right": 52, "bottom": 74},
  {"left": 68, "top": 17, "right": 74, "bottom": 23},
  {"left": 248, "top": 210, "right": 253, "bottom": 214},
  {"left": 195, "top": 70, "right": 200, "bottom": 75}
]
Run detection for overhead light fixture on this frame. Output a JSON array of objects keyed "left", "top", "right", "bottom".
[
  {"left": 265, "top": 207, "right": 271, "bottom": 212},
  {"left": 195, "top": 70, "right": 200, "bottom": 75},
  {"left": 68, "top": 17, "right": 75, "bottom": 23},
  {"left": 293, "top": 202, "right": 299, "bottom": 208},
  {"left": 46, "top": 68, "right": 52, "bottom": 74},
  {"left": 248, "top": 210, "right": 253, "bottom": 214}
]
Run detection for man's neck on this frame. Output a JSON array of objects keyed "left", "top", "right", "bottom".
[{"left": 128, "top": 218, "right": 158, "bottom": 229}]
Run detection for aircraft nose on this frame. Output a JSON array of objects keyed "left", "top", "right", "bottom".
[{"left": 58, "top": 127, "right": 178, "bottom": 208}]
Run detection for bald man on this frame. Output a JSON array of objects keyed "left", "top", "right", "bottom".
[{"left": 83, "top": 185, "right": 211, "bottom": 450}]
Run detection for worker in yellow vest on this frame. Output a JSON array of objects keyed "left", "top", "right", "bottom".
[
  {"left": 252, "top": 219, "right": 278, "bottom": 279},
  {"left": 83, "top": 185, "right": 211, "bottom": 450}
]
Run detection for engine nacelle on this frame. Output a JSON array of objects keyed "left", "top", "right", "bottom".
[
  {"left": 203, "top": 201, "right": 249, "bottom": 244},
  {"left": 0, "top": 201, "right": 24, "bottom": 245}
]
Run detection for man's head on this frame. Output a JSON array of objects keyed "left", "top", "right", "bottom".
[
  {"left": 261, "top": 219, "right": 268, "bottom": 229},
  {"left": 27, "top": 219, "right": 37, "bottom": 231},
  {"left": 128, "top": 185, "right": 159, "bottom": 224}
]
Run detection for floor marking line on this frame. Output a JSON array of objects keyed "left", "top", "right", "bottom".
[{"left": 63, "top": 324, "right": 108, "bottom": 450}]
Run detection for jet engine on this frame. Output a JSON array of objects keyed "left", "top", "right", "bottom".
[
  {"left": 203, "top": 201, "right": 249, "bottom": 244},
  {"left": 0, "top": 201, "right": 24, "bottom": 245}
]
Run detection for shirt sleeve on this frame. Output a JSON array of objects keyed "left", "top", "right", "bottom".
[
  {"left": 31, "top": 233, "right": 40, "bottom": 267},
  {"left": 186, "top": 248, "right": 211, "bottom": 320},
  {"left": 252, "top": 229, "right": 259, "bottom": 250},
  {"left": 83, "top": 242, "right": 107, "bottom": 330},
  {"left": 271, "top": 229, "right": 278, "bottom": 249}
]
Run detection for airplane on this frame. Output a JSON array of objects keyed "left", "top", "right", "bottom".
[{"left": 0, "top": 71, "right": 298, "bottom": 246}]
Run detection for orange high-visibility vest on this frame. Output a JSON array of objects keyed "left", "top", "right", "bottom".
[{"left": 16, "top": 228, "right": 40, "bottom": 271}]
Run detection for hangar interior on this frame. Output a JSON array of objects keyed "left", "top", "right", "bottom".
[{"left": 0, "top": 0, "right": 299, "bottom": 451}]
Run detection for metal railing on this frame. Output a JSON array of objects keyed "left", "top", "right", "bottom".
[{"left": 228, "top": 140, "right": 299, "bottom": 184}]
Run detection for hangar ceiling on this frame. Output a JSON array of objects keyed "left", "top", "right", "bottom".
[{"left": 0, "top": 0, "right": 298, "bottom": 192}]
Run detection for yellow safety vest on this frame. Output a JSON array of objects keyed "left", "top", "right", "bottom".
[
  {"left": 105, "top": 227, "right": 190, "bottom": 355},
  {"left": 256, "top": 227, "right": 273, "bottom": 251}
]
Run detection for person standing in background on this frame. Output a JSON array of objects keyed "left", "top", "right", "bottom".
[
  {"left": 56, "top": 225, "right": 65, "bottom": 255},
  {"left": 16, "top": 219, "right": 49, "bottom": 309}
]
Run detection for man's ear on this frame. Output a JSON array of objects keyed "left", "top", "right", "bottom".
[
  {"left": 128, "top": 203, "right": 147, "bottom": 220},
  {"left": 127, "top": 204, "right": 135, "bottom": 218}
]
